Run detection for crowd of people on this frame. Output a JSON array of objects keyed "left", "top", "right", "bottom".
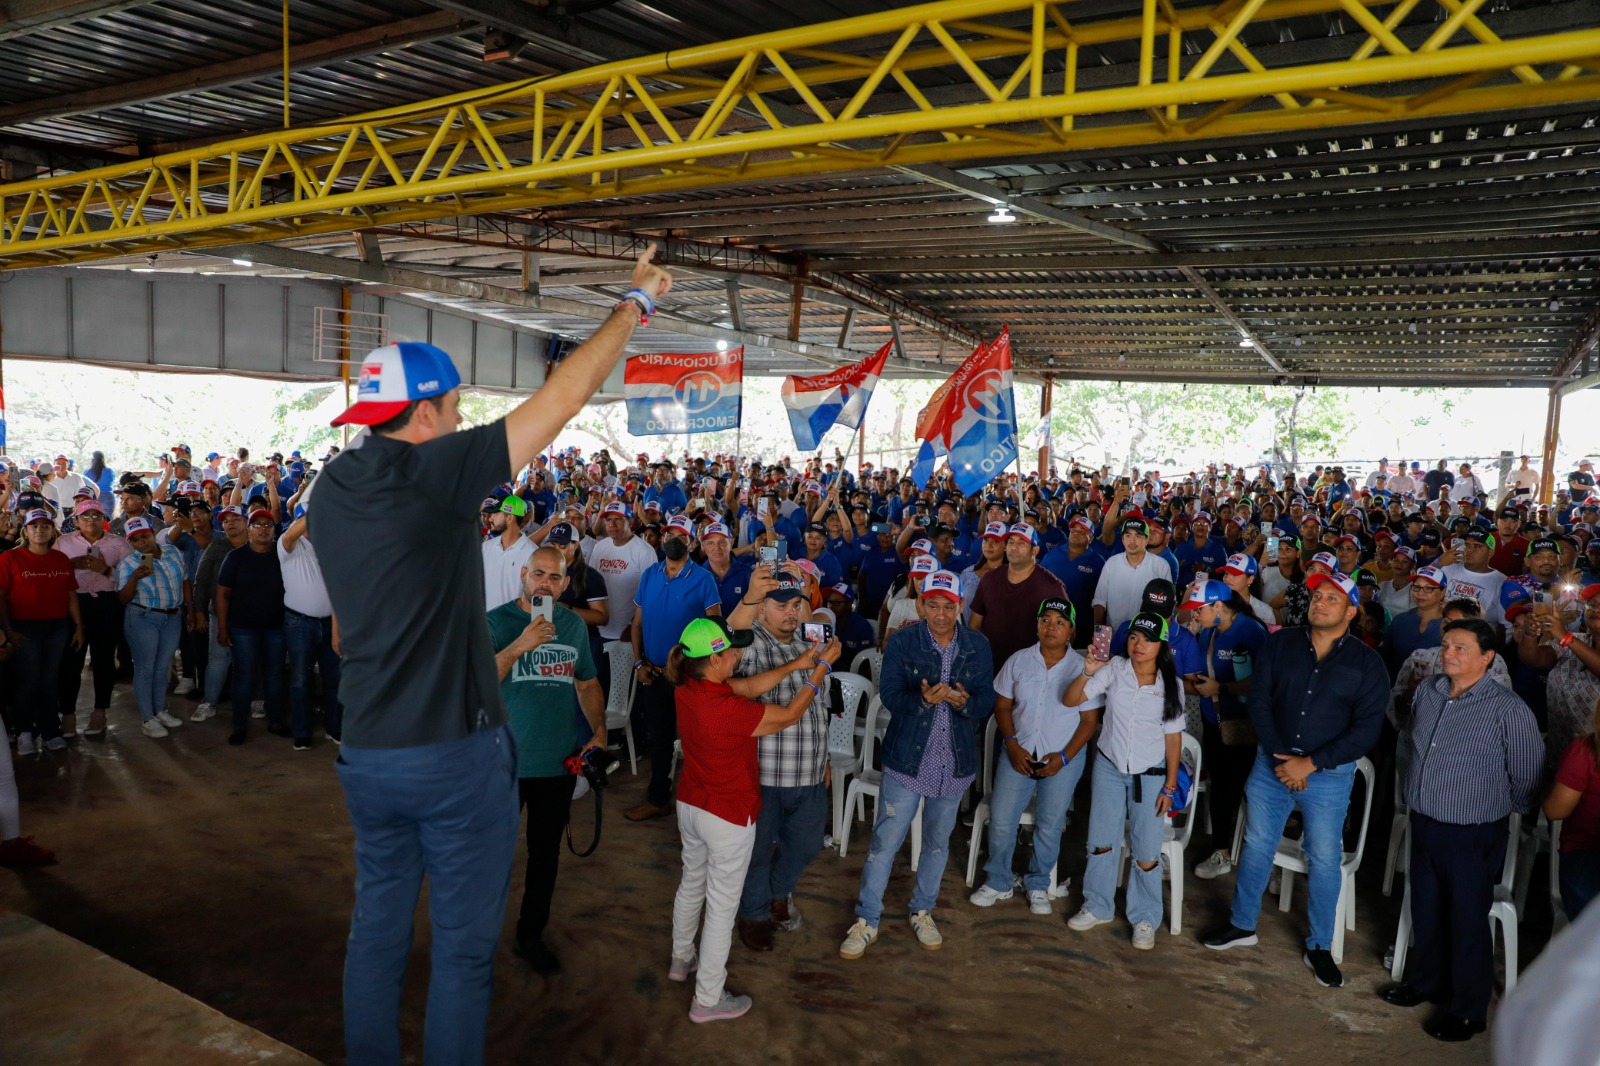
[{"left": 2, "top": 247, "right": 1598, "bottom": 1055}]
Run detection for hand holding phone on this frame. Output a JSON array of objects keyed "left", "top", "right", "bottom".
[
  {"left": 800, "top": 622, "right": 834, "bottom": 644},
  {"left": 1091, "top": 625, "right": 1113, "bottom": 661}
]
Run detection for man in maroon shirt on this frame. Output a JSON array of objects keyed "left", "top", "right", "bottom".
[{"left": 969, "top": 524, "right": 1066, "bottom": 672}]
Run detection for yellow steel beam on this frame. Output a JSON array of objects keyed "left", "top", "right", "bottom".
[{"left": 1, "top": 0, "right": 1598, "bottom": 267}]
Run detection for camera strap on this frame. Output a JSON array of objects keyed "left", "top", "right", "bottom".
[{"left": 565, "top": 787, "right": 603, "bottom": 857}]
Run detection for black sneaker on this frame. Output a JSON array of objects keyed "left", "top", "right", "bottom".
[
  {"left": 1303, "top": 948, "right": 1344, "bottom": 988},
  {"left": 293, "top": 736, "right": 311, "bottom": 751},
  {"left": 1200, "top": 924, "right": 1259, "bottom": 951}
]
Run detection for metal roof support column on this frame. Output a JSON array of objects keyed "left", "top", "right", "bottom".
[
  {"left": 1539, "top": 389, "right": 1563, "bottom": 505},
  {"left": 1038, "top": 375, "right": 1053, "bottom": 479},
  {"left": 725, "top": 278, "right": 744, "bottom": 332}
]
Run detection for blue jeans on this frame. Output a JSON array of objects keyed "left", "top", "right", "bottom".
[
  {"left": 854, "top": 773, "right": 962, "bottom": 926},
  {"left": 737, "top": 782, "right": 826, "bottom": 921},
  {"left": 984, "top": 752, "right": 1086, "bottom": 893},
  {"left": 1559, "top": 849, "right": 1600, "bottom": 922},
  {"left": 1082, "top": 757, "right": 1166, "bottom": 928},
  {"left": 229, "top": 626, "right": 285, "bottom": 732},
  {"left": 285, "top": 609, "right": 342, "bottom": 740},
  {"left": 203, "top": 614, "right": 232, "bottom": 705},
  {"left": 123, "top": 606, "right": 182, "bottom": 722},
  {"left": 12, "top": 618, "right": 69, "bottom": 740},
  {"left": 336, "top": 723, "right": 519, "bottom": 1066},
  {"left": 1230, "top": 751, "right": 1357, "bottom": 950}
]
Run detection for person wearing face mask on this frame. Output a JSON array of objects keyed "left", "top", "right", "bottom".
[{"left": 626, "top": 515, "right": 723, "bottom": 823}]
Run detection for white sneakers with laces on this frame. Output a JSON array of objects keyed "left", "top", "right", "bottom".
[
  {"left": 1027, "top": 890, "right": 1052, "bottom": 915},
  {"left": 156, "top": 711, "right": 184, "bottom": 729},
  {"left": 140, "top": 719, "right": 169, "bottom": 739},
  {"left": 968, "top": 883, "right": 1013, "bottom": 907},
  {"left": 909, "top": 910, "right": 942, "bottom": 950},
  {"left": 838, "top": 918, "right": 878, "bottom": 960},
  {"left": 190, "top": 702, "right": 216, "bottom": 723},
  {"left": 1132, "top": 921, "right": 1156, "bottom": 950},
  {"left": 1067, "top": 906, "right": 1113, "bottom": 931},
  {"left": 1194, "top": 850, "right": 1233, "bottom": 880},
  {"left": 667, "top": 950, "right": 698, "bottom": 982}
]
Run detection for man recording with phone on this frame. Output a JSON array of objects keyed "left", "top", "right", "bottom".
[{"left": 487, "top": 546, "right": 604, "bottom": 976}]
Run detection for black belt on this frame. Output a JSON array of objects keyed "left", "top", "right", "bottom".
[
  {"left": 284, "top": 606, "right": 330, "bottom": 620},
  {"left": 132, "top": 603, "right": 179, "bottom": 615}
]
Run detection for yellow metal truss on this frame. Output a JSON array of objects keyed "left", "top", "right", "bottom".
[{"left": 2, "top": 0, "right": 1599, "bottom": 268}]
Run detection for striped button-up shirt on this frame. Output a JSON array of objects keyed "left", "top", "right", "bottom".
[
  {"left": 736, "top": 621, "right": 826, "bottom": 789},
  {"left": 1404, "top": 672, "right": 1543, "bottom": 826},
  {"left": 114, "top": 548, "right": 187, "bottom": 611}
]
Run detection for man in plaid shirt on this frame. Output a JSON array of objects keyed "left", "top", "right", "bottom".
[{"left": 727, "top": 569, "right": 829, "bottom": 952}]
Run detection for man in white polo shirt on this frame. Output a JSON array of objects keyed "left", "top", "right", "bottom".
[
  {"left": 481, "top": 495, "right": 534, "bottom": 611},
  {"left": 584, "top": 501, "right": 658, "bottom": 641},
  {"left": 1093, "top": 516, "right": 1173, "bottom": 630},
  {"left": 279, "top": 504, "right": 341, "bottom": 748}
]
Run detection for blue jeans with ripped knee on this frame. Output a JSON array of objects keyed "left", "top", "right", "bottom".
[{"left": 854, "top": 773, "right": 962, "bottom": 927}]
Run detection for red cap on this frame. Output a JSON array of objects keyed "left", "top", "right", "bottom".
[{"left": 247, "top": 508, "right": 275, "bottom": 525}]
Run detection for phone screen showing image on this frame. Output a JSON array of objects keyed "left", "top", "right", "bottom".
[{"left": 800, "top": 622, "right": 833, "bottom": 643}]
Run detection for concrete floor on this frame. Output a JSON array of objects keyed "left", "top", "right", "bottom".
[{"left": 2, "top": 684, "right": 1540, "bottom": 1065}]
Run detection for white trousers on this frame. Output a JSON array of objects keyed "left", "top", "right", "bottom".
[{"left": 671, "top": 802, "right": 756, "bottom": 1007}]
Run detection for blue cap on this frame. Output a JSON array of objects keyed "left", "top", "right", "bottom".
[
  {"left": 1181, "top": 579, "right": 1232, "bottom": 610},
  {"left": 333, "top": 342, "right": 462, "bottom": 427}
]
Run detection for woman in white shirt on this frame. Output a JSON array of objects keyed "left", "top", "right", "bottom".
[
  {"left": 1378, "top": 546, "right": 1418, "bottom": 618},
  {"left": 881, "top": 554, "right": 937, "bottom": 645},
  {"left": 969, "top": 598, "right": 1102, "bottom": 914},
  {"left": 1064, "top": 612, "right": 1185, "bottom": 951}
]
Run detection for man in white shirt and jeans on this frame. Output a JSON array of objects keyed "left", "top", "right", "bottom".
[
  {"left": 1093, "top": 517, "right": 1174, "bottom": 630},
  {"left": 585, "top": 501, "right": 658, "bottom": 642},
  {"left": 279, "top": 505, "right": 341, "bottom": 748}
]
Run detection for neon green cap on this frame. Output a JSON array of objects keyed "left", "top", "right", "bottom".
[{"left": 678, "top": 617, "right": 754, "bottom": 659}]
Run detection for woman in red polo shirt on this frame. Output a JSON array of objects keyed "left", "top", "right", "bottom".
[
  {"left": 0, "top": 510, "right": 83, "bottom": 754},
  {"left": 664, "top": 617, "right": 837, "bottom": 1025}
]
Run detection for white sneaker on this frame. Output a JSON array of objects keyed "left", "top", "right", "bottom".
[
  {"left": 1132, "top": 921, "right": 1156, "bottom": 950},
  {"left": 839, "top": 918, "right": 878, "bottom": 960},
  {"left": 1194, "top": 850, "right": 1233, "bottom": 880},
  {"left": 667, "top": 950, "right": 698, "bottom": 982},
  {"left": 688, "top": 992, "right": 752, "bottom": 1024},
  {"left": 15, "top": 732, "right": 35, "bottom": 755},
  {"left": 1049, "top": 877, "right": 1074, "bottom": 899},
  {"left": 140, "top": 719, "right": 169, "bottom": 739},
  {"left": 968, "top": 883, "right": 1013, "bottom": 907},
  {"left": 190, "top": 703, "right": 216, "bottom": 723},
  {"left": 156, "top": 710, "right": 184, "bottom": 729},
  {"left": 1028, "top": 890, "right": 1052, "bottom": 915},
  {"left": 250, "top": 700, "right": 266, "bottom": 719},
  {"left": 1068, "top": 906, "right": 1113, "bottom": 932},
  {"left": 909, "top": 910, "right": 942, "bottom": 950}
]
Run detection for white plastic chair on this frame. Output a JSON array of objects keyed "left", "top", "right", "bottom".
[
  {"left": 965, "top": 716, "right": 1061, "bottom": 894},
  {"left": 1115, "top": 732, "right": 1203, "bottom": 934},
  {"left": 838, "top": 695, "right": 923, "bottom": 871},
  {"left": 854, "top": 648, "right": 884, "bottom": 687},
  {"left": 1232, "top": 756, "right": 1376, "bottom": 964},
  {"left": 1391, "top": 811, "right": 1522, "bottom": 991},
  {"left": 601, "top": 640, "right": 639, "bottom": 774},
  {"left": 1513, "top": 810, "right": 1549, "bottom": 920},
  {"left": 1382, "top": 761, "right": 1409, "bottom": 897},
  {"left": 828, "top": 673, "right": 874, "bottom": 845}
]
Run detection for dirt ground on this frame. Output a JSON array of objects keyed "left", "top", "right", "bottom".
[{"left": 2, "top": 688, "right": 1540, "bottom": 1065}]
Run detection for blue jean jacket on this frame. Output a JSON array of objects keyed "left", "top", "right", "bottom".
[{"left": 877, "top": 622, "right": 995, "bottom": 780}]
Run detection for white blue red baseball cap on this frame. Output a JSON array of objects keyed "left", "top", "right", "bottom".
[
  {"left": 1410, "top": 565, "right": 1447, "bottom": 589},
  {"left": 909, "top": 537, "right": 935, "bottom": 556},
  {"left": 1068, "top": 516, "right": 1095, "bottom": 534},
  {"left": 982, "top": 521, "right": 1008, "bottom": 541},
  {"left": 332, "top": 342, "right": 462, "bottom": 427},
  {"left": 601, "top": 501, "right": 631, "bottom": 518},
  {"left": 21, "top": 508, "right": 52, "bottom": 527},
  {"left": 921, "top": 570, "right": 962, "bottom": 602},
  {"left": 664, "top": 515, "right": 694, "bottom": 536},
  {"left": 1006, "top": 523, "right": 1038, "bottom": 546},
  {"left": 1182, "top": 579, "right": 1231, "bottom": 610},
  {"left": 1219, "top": 553, "right": 1258, "bottom": 578},
  {"left": 1306, "top": 570, "right": 1359, "bottom": 605},
  {"left": 1310, "top": 551, "right": 1339, "bottom": 572},
  {"left": 701, "top": 521, "right": 731, "bottom": 540},
  {"left": 123, "top": 516, "right": 154, "bottom": 536},
  {"left": 909, "top": 554, "right": 939, "bottom": 576}
]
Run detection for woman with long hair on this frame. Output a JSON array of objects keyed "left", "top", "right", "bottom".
[
  {"left": 0, "top": 510, "right": 84, "bottom": 753},
  {"left": 664, "top": 617, "right": 838, "bottom": 1023},
  {"left": 1064, "top": 611, "right": 1185, "bottom": 950},
  {"left": 958, "top": 522, "right": 1006, "bottom": 622},
  {"left": 1269, "top": 537, "right": 1311, "bottom": 627},
  {"left": 1544, "top": 696, "right": 1600, "bottom": 921},
  {"left": 1183, "top": 581, "right": 1268, "bottom": 883},
  {"left": 84, "top": 450, "right": 115, "bottom": 502}
]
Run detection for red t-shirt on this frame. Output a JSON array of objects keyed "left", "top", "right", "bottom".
[
  {"left": 674, "top": 677, "right": 766, "bottom": 827},
  {"left": 1556, "top": 736, "right": 1600, "bottom": 855},
  {"left": 0, "top": 547, "right": 75, "bottom": 621}
]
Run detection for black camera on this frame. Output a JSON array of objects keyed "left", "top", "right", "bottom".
[{"left": 564, "top": 745, "right": 619, "bottom": 791}]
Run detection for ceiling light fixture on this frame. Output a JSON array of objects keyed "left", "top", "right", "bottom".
[
  {"left": 715, "top": 339, "right": 729, "bottom": 351},
  {"left": 987, "top": 205, "right": 1016, "bottom": 224},
  {"left": 1238, "top": 337, "right": 1253, "bottom": 347},
  {"left": 232, "top": 258, "right": 253, "bottom": 267}
]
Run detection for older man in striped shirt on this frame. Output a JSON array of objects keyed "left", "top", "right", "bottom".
[{"left": 1380, "top": 617, "right": 1542, "bottom": 1043}]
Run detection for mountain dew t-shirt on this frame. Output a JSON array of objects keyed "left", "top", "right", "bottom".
[{"left": 486, "top": 600, "right": 597, "bottom": 777}]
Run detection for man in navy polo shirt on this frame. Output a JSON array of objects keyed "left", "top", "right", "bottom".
[
  {"left": 800, "top": 522, "right": 844, "bottom": 588},
  {"left": 642, "top": 460, "right": 688, "bottom": 514},
  {"left": 856, "top": 522, "right": 903, "bottom": 618},
  {"left": 701, "top": 519, "right": 753, "bottom": 616},
  {"left": 1174, "top": 512, "right": 1230, "bottom": 588},
  {"left": 626, "top": 514, "right": 722, "bottom": 822},
  {"left": 1040, "top": 516, "right": 1106, "bottom": 649}
]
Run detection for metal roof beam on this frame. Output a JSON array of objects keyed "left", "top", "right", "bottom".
[
  {"left": 0, "top": 11, "right": 475, "bottom": 128},
  {"left": 0, "top": 0, "right": 155, "bottom": 43},
  {"left": 898, "top": 163, "right": 1159, "bottom": 252},
  {"left": 811, "top": 238, "right": 1600, "bottom": 273}
]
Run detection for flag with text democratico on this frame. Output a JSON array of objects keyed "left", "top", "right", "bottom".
[
  {"left": 624, "top": 347, "right": 744, "bottom": 436},
  {"left": 779, "top": 339, "right": 891, "bottom": 452},
  {"left": 910, "top": 327, "right": 1017, "bottom": 495}
]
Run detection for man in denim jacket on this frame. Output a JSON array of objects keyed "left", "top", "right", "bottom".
[{"left": 839, "top": 570, "right": 995, "bottom": 959}]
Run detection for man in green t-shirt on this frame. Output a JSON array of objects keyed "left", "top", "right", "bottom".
[{"left": 488, "top": 545, "right": 604, "bottom": 976}]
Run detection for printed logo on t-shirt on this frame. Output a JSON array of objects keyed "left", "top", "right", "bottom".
[
  {"left": 512, "top": 643, "right": 579, "bottom": 683},
  {"left": 1447, "top": 578, "right": 1488, "bottom": 604}
]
